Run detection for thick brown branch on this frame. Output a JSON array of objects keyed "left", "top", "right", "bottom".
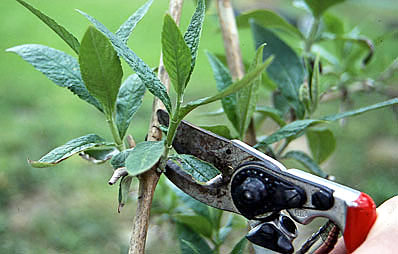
[{"left": 128, "top": 1, "right": 184, "bottom": 254}]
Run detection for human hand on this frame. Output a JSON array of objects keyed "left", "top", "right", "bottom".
[{"left": 331, "top": 195, "right": 398, "bottom": 254}]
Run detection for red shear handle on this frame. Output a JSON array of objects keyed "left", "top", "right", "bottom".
[{"left": 343, "top": 192, "right": 377, "bottom": 253}]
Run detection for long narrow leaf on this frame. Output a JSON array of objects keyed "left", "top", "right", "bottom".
[
  {"left": 176, "top": 223, "right": 213, "bottom": 254},
  {"left": 256, "top": 106, "right": 286, "bottom": 126},
  {"left": 184, "top": 0, "right": 205, "bottom": 74},
  {"left": 16, "top": 0, "right": 80, "bottom": 54},
  {"left": 237, "top": 44, "right": 265, "bottom": 139},
  {"left": 321, "top": 98, "right": 398, "bottom": 121},
  {"left": 283, "top": 151, "right": 328, "bottom": 178},
  {"left": 237, "top": 9, "right": 303, "bottom": 39},
  {"left": 256, "top": 119, "right": 325, "bottom": 147},
  {"left": 78, "top": 10, "right": 172, "bottom": 113},
  {"left": 79, "top": 26, "right": 123, "bottom": 116},
  {"left": 304, "top": 0, "right": 345, "bottom": 18},
  {"left": 310, "top": 53, "right": 320, "bottom": 112},
  {"left": 180, "top": 56, "right": 273, "bottom": 119},
  {"left": 29, "top": 134, "right": 112, "bottom": 168},
  {"left": 162, "top": 14, "right": 192, "bottom": 94},
  {"left": 170, "top": 154, "right": 220, "bottom": 183},
  {"left": 230, "top": 237, "right": 248, "bottom": 254},
  {"left": 116, "top": 0, "right": 153, "bottom": 43},
  {"left": 180, "top": 240, "right": 200, "bottom": 254},
  {"left": 174, "top": 214, "right": 213, "bottom": 238},
  {"left": 206, "top": 51, "right": 239, "bottom": 131},
  {"left": 306, "top": 127, "right": 336, "bottom": 164},
  {"left": 251, "top": 22, "right": 305, "bottom": 118},
  {"left": 118, "top": 175, "right": 133, "bottom": 213},
  {"left": 257, "top": 98, "right": 398, "bottom": 147},
  {"left": 116, "top": 74, "right": 146, "bottom": 139},
  {"left": 6, "top": 44, "right": 103, "bottom": 112}
]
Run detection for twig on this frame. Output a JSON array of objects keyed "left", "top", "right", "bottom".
[
  {"left": 128, "top": 1, "right": 184, "bottom": 254},
  {"left": 126, "top": 134, "right": 136, "bottom": 149},
  {"left": 216, "top": 0, "right": 257, "bottom": 146},
  {"left": 108, "top": 167, "right": 128, "bottom": 185}
]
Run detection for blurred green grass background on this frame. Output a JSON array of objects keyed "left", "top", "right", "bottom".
[{"left": 1, "top": 0, "right": 397, "bottom": 253}]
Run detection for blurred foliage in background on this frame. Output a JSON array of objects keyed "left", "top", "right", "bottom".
[{"left": 1, "top": 0, "right": 397, "bottom": 253}]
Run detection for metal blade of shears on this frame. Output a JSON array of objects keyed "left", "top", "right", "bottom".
[{"left": 157, "top": 110, "right": 284, "bottom": 212}]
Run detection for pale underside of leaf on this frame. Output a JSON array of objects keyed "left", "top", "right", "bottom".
[
  {"left": 116, "top": 0, "right": 153, "bottom": 44},
  {"left": 6, "top": 44, "right": 103, "bottom": 112},
  {"left": 116, "top": 74, "right": 146, "bottom": 138},
  {"left": 184, "top": 0, "right": 205, "bottom": 74},
  {"left": 29, "top": 134, "right": 112, "bottom": 168}
]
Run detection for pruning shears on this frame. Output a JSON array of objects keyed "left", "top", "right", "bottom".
[{"left": 157, "top": 110, "right": 377, "bottom": 254}]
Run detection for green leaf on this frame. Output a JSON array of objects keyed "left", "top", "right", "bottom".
[
  {"left": 176, "top": 223, "right": 212, "bottom": 254},
  {"left": 79, "top": 147, "right": 118, "bottom": 164},
  {"left": 256, "top": 119, "right": 325, "bottom": 147},
  {"left": 16, "top": 0, "right": 80, "bottom": 54},
  {"left": 321, "top": 98, "right": 398, "bottom": 121},
  {"left": 125, "top": 141, "right": 165, "bottom": 176},
  {"left": 206, "top": 51, "right": 239, "bottom": 131},
  {"left": 303, "top": 0, "right": 345, "bottom": 18},
  {"left": 230, "top": 237, "right": 248, "bottom": 254},
  {"left": 174, "top": 214, "right": 213, "bottom": 238},
  {"left": 79, "top": 26, "right": 123, "bottom": 116},
  {"left": 310, "top": 53, "right": 320, "bottom": 112},
  {"left": 257, "top": 98, "right": 398, "bottom": 148},
  {"left": 6, "top": 44, "right": 103, "bottom": 112},
  {"left": 180, "top": 240, "right": 200, "bottom": 254},
  {"left": 299, "top": 82, "right": 311, "bottom": 113},
  {"left": 171, "top": 186, "right": 211, "bottom": 220},
  {"left": 255, "top": 106, "right": 286, "bottom": 126},
  {"left": 116, "top": 0, "right": 153, "bottom": 44},
  {"left": 237, "top": 44, "right": 265, "bottom": 139},
  {"left": 251, "top": 23, "right": 305, "bottom": 119},
  {"left": 322, "top": 13, "right": 345, "bottom": 35},
  {"left": 219, "top": 214, "right": 234, "bottom": 243},
  {"left": 184, "top": 0, "right": 205, "bottom": 74},
  {"left": 118, "top": 175, "right": 133, "bottom": 213},
  {"left": 110, "top": 148, "right": 133, "bottom": 169},
  {"left": 306, "top": 127, "right": 336, "bottom": 164},
  {"left": 161, "top": 14, "right": 192, "bottom": 94},
  {"left": 29, "top": 134, "right": 111, "bottom": 168},
  {"left": 171, "top": 154, "right": 220, "bottom": 183},
  {"left": 199, "top": 125, "right": 233, "bottom": 139},
  {"left": 180, "top": 56, "right": 273, "bottom": 119},
  {"left": 273, "top": 91, "right": 291, "bottom": 117},
  {"left": 283, "top": 151, "right": 328, "bottom": 178},
  {"left": 78, "top": 10, "right": 172, "bottom": 113},
  {"left": 237, "top": 9, "right": 303, "bottom": 39},
  {"left": 116, "top": 74, "right": 146, "bottom": 139}
]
